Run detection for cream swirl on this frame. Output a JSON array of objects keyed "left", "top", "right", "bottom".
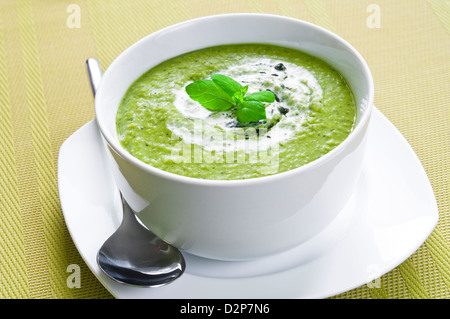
[{"left": 167, "top": 57, "right": 323, "bottom": 152}]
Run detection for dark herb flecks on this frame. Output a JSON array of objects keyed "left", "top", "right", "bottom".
[
  {"left": 278, "top": 106, "right": 289, "bottom": 115},
  {"left": 274, "top": 63, "right": 286, "bottom": 71}
]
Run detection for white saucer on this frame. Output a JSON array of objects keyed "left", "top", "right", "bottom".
[{"left": 58, "top": 108, "right": 438, "bottom": 299}]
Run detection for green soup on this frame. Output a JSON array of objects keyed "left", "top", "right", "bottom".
[{"left": 116, "top": 44, "right": 356, "bottom": 180}]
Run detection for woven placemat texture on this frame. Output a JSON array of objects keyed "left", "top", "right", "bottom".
[{"left": 0, "top": 0, "right": 448, "bottom": 299}]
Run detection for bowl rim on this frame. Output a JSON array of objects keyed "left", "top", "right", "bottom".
[{"left": 95, "top": 13, "right": 374, "bottom": 187}]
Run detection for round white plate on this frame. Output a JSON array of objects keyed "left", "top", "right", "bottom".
[{"left": 58, "top": 108, "right": 438, "bottom": 299}]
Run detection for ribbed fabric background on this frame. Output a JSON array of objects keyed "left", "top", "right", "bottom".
[{"left": 0, "top": 0, "right": 448, "bottom": 299}]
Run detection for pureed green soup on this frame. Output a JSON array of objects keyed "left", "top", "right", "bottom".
[{"left": 116, "top": 44, "right": 356, "bottom": 180}]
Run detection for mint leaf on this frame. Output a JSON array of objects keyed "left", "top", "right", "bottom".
[
  {"left": 240, "top": 85, "right": 249, "bottom": 97},
  {"left": 210, "top": 74, "right": 242, "bottom": 97},
  {"left": 185, "top": 80, "right": 236, "bottom": 111},
  {"left": 244, "top": 90, "right": 275, "bottom": 103},
  {"left": 237, "top": 100, "right": 267, "bottom": 123},
  {"left": 185, "top": 74, "right": 274, "bottom": 124}
]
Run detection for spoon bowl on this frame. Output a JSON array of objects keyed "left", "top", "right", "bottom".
[
  {"left": 97, "top": 193, "right": 185, "bottom": 287},
  {"left": 86, "top": 58, "right": 185, "bottom": 287}
]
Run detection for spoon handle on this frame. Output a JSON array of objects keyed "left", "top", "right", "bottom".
[{"left": 86, "top": 58, "right": 102, "bottom": 97}]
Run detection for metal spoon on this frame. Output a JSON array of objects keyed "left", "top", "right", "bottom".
[{"left": 86, "top": 58, "right": 186, "bottom": 287}]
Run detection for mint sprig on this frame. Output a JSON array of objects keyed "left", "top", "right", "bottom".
[{"left": 185, "top": 74, "right": 275, "bottom": 124}]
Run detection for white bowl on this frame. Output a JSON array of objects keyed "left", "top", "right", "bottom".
[{"left": 95, "top": 13, "right": 374, "bottom": 261}]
